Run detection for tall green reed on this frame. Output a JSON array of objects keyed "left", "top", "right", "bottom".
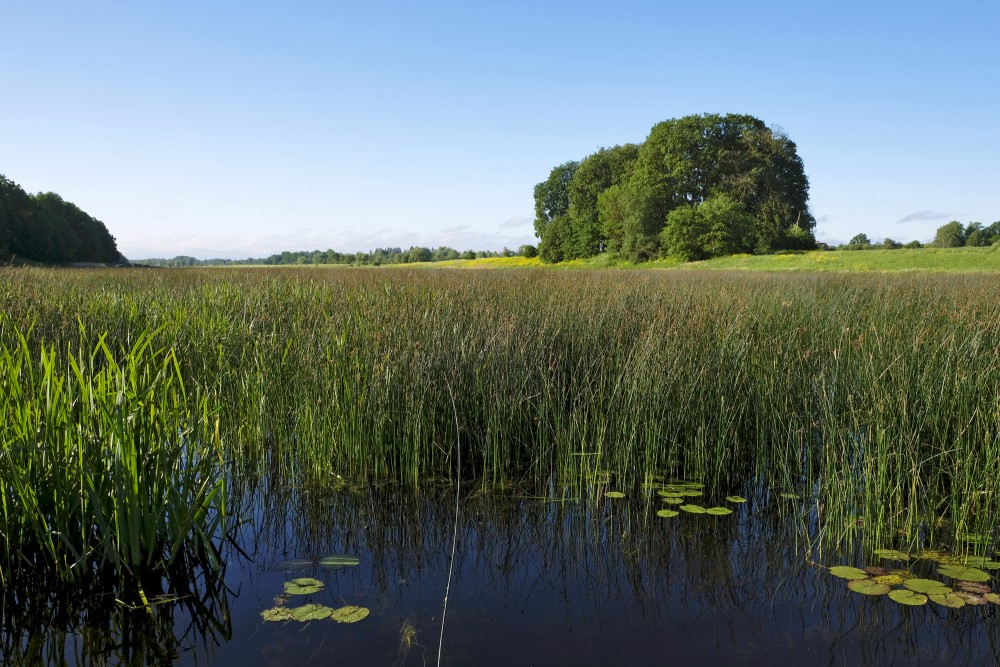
[{"left": 0, "top": 318, "right": 226, "bottom": 581}]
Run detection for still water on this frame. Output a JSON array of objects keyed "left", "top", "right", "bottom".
[{"left": 7, "top": 482, "right": 1000, "bottom": 665}]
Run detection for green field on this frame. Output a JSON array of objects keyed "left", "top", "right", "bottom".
[{"left": 432, "top": 246, "right": 1000, "bottom": 272}]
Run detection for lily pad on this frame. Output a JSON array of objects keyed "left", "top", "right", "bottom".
[
  {"left": 291, "top": 603, "right": 334, "bottom": 621},
  {"left": 705, "top": 507, "right": 733, "bottom": 516},
  {"left": 903, "top": 579, "right": 951, "bottom": 595},
  {"left": 679, "top": 504, "right": 707, "bottom": 514},
  {"left": 937, "top": 564, "right": 991, "bottom": 582},
  {"left": 983, "top": 592, "right": 1000, "bottom": 604},
  {"left": 725, "top": 496, "right": 747, "bottom": 503},
  {"left": 961, "top": 557, "right": 1000, "bottom": 570},
  {"left": 330, "top": 605, "right": 370, "bottom": 623},
  {"left": 958, "top": 581, "right": 992, "bottom": 594},
  {"left": 954, "top": 591, "right": 988, "bottom": 605},
  {"left": 284, "top": 577, "right": 325, "bottom": 595},
  {"left": 889, "top": 589, "right": 928, "bottom": 606},
  {"left": 276, "top": 558, "right": 314, "bottom": 572},
  {"left": 873, "top": 549, "right": 910, "bottom": 562},
  {"left": 928, "top": 593, "right": 966, "bottom": 609},
  {"left": 829, "top": 566, "right": 869, "bottom": 580},
  {"left": 662, "top": 497, "right": 684, "bottom": 505},
  {"left": 261, "top": 607, "right": 295, "bottom": 621},
  {"left": 848, "top": 578, "right": 891, "bottom": 595},
  {"left": 319, "top": 554, "right": 360, "bottom": 570},
  {"left": 605, "top": 491, "right": 626, "bottom": 498},
  {"left": 656, "top": 509, "right": 679, "bottom": 518}
]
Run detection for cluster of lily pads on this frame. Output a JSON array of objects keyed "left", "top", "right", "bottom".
[
  {"left": 607, "top": 479, "right": 746, "bottom": 519},
  {"left": 830, "top": 549, "right": 1000, "bottom": 608},
  {"left": 260, "top": 554, "right": 371, "bottom": 623}
]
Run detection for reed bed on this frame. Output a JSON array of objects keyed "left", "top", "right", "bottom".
[{"left": 1, "top": 266, "right": 998, "bottom": 550}]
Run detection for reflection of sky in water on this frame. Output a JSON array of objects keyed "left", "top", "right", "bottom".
[{"left": 176, "top": 483, "right": 1000, "bottom": 667}]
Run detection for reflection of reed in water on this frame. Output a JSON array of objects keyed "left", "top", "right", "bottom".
[{"left": 240, "top": 481, "right": 1000, "bottom": 665}]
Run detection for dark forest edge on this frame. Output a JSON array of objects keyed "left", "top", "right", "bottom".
[{"left": 0, "top": 174, "right": 124, "bottom": 266}]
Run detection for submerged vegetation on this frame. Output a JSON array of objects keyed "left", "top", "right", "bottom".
[{"left": 1, "top": 266, "right": 999, "bottom": 568}]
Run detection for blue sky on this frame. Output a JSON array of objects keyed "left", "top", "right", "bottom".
[{"left": 2, "top": 1, "right": 998, "bottom": 259}]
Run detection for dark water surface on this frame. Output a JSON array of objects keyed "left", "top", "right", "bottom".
[
  {"left": 7, "top": 483, "right": 1000, "bottom": 666},
  {"left": 182, "top": 483, "right": 1000, "bottom": 667}
]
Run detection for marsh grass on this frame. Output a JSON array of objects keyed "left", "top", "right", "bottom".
[
  {"left": 0, "top": 318, "right": 226, "bottom": 582},
  {"left": 1, "top": 267, "right": 998, "bottom": 552}
]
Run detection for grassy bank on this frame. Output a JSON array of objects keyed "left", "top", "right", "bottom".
[{"left": 1, "top": 267, "right": 998, "bottom": 554}]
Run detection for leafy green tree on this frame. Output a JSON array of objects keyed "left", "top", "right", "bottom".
[
  {"left": 965, "top": 221, "right": 1000, "bottom": 247},
  {"left": 432, "top": 246, "right": 460, "bottom": 261},
  {"left": 0, "top": 174, "right": 32, "bottom": 259},
  {"left": 565, "top": 144, "right": 639, "bottom": 257},
  {"left": 533, "top": 161, "right": 578, "bottom": 240},
  {"left": 538, "top": 215, "right": 572, "bottom": 263},
  {"left": 518, "top": 244, "right": 537, "bottom": 258},
  {"left": 933, "top": 221, "right": 965, "bottom": 247},
  {"left": 406, "top": 246, "right": 432, "bottom": 263},
  {"left": 660, "top": 195, "right": 754, "bottom": 261},
  {"left": 881, "top": 238, "right": 902, "bottom": 249},
  {"left": 846, "top": 233, "right": 871, "bottom": 249},
  {"left": 904, "top": 240, "right": 923, "bottom": 249}
]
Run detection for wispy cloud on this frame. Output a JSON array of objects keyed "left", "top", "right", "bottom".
[
  {"left": 898, "top": 210, "right": 950, "bottom": 223},
  {"left": 499, "top": 216, "right": 531, "bottom": 229}
]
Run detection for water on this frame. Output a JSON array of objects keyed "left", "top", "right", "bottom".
[{"left": 5, "top": 482, "right": 1000, "bottom": 665}]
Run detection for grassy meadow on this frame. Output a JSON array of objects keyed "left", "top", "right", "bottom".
[{"left": 1, "top": 265, "right": 999, "bottom": 581}]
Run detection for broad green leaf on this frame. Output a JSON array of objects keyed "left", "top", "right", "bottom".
[
  {"left": 320, "top": 554, "right": 360, "bottom": 569},
  {"left": 847, "top": 579, "right": 891, "bottom": 595},
  {"left": 605, "top": 491, "right": 626, "bottom": 498},
  {"left": 983, "top": 592, "right": 1000, "bottom": 604},
  {"left": 261, "top": 607, "right": 295, "bottom": 621},
  {"left": 330, "top": 605, "right": 370, "bottom": 623},
  {"left": 937, "top": 564, "right": 991, "bottom": 582},
  {"left": 829, "top": 566, "right": 868, "bottom": 580},
  {"left": 656, "top": 509, "right": 679, "bottom": 518},
  {"left": 705, "top": 507, "right": 733, "bottom": 516},
  {"left": 725, "top": 496, "right": 746, "bottom": 503},
  {"left": 284, "top": 577, "right": 325, "bottom": 595},
  {"left": 679, "top": 504, "right": 707, "bottom": 514},
  {"left": 889, "top": 589, "right": 928, "bottom": 606},
  {"left": 928, "top": 593, "right": 966, "bottom": 608},
  {"left": 291, "top": 603, "right": 334, "bottom": 621},
  {"left": 873, "top": 549, "right": 909, "bottom": 562},
  {"left": 662, "top": 497, "right": 684, "bottom": 505},
  {"left": 903, "top": 579, "right": 951, "bottom": 595}
]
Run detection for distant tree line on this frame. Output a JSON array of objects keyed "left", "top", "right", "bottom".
[
  {"left": 842, "top": 220, "right": 1000, "bottom": 251},
  {"left": 136, "top": 244, "right": 539, "bottom": 267},
  {"left": 0, "top": 174, "right": 122, "bottom": 264},
  {"left": 533, "top": 113, "right": 816, "bottom": 263}
]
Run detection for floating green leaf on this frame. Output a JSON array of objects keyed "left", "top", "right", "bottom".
[
  {"left": 330, "top": 605, "right": 370, "bottom": 623},
  {"left": 829, "top": 566, "right": 868, "bottom": 580},
  {"left": 662, "top": 497, "right": 684, "bottom": 505},
  {"left": 656, "top": 509, "right": 679, "bottom": 518},
  {"left": 284, "top": 577, "right": 325, "bottom": 595},
  {"left": 261, "top": 607, "right": 295, "bottom": 622},
  {"left": 928, "top": 593, "right": 966, "bottom": 609},
  {"left": 679, "top": 504, "right": 707, "bottom": 514},
  {"left": 276, "top": 558, "right": 314, "bottom": 572},
  {"left": 291, "top": 603, "right": 334, "bottom": 621},
  {"left": 903, "top": 579, "right": 951, "bottom": 595},
  {"left": 961, "top": 557, "right": 1000, "bottom": 570},
  {"left": 605, "top": 491, "right": 626, "bottom": 499},
  {"left": 938, "top": 564, "right": 990, "bottom": 582},
  {"left": 954, "top": 591, "right": 988, "bottom": 605},
  {"left": 889, "top": 589, "right": 928, "bottom": 606},
  {"left": 873, "top": 549, "right": 909, "bottom": 562},
  {"left": 848, "top": 579, "right": 891, "bottom": 595},
  {"left": 705, "top": 507, "right": 733, "bottom": 516},
  {"left": 725, "top": 496, "right": 747, "bottom": 503},
  {"left": 319, "top": 554, "right": 360, "bottom": 570},
  {"left": 983, "top": 592, "right": 1000, "bottom": 604}
]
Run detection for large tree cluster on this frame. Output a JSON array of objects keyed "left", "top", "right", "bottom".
[
  {"left": 0, "top": 174, "right": 121, "bottom": 264},
  {"left": 533, "top": 113, "right": 816, "bottom": 262}
]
